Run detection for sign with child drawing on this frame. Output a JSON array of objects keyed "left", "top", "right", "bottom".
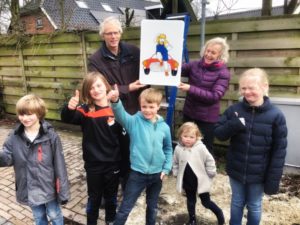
[{"left": 139, "top": 19, "right": 184, "bottom": 86}]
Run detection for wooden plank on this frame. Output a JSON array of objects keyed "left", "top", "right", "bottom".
[
  {"left": 0, "top": 47, "right": 19, "bottom": 56},
  {"left": 2, "top": 87, "right": 25, "bottom": 96},
  {"left": 25, "top": 70, "right": 84, "bottom": 78},
  {"left": 22, "top": 47, "right": 82, "bottom": 56},
  {"left": 228, "top": 57, "right": 300, "bottom": 68},
  {"left": 230, "top": 38, "right": 300, "bottom": 50},
  {"left": 230, "top": 74, "right": 300, "bottom": 86},
  {"left": 26, "top": 33, "right": 81, "bottom": 44},
  {"left": 24, "top": 59, "right": 84, "bottom": 67},
  {"left": 2, "top": 80, "right": 23, "bottom": 86},
  {"left": 0, "top": 69, "right": 22, "bottom": 76},
  {"left": 189, "top": 15, "right": 300, "bottom": 34},
  {"left": 27, "top": 81, "right": 76, "bottom": 89},
  {"left": 0, "top": 57, "right": 20, "bottom": 66}
]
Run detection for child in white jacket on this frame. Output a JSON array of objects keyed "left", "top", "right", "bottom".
[{"left": 173, "top": 122, "right": 224, "bottom": 225}]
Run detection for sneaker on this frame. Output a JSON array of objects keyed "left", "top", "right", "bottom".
[
  {"left": 188, "top": 220, "right": 197, "bottom": 225},
  {"left": 106, "top": 221, "right": 114, "bottom": 225}
]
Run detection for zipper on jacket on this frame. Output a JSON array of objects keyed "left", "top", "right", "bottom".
[
  {"left": 243, "top": 107, "right": 255, "bottom": 183},
  {"left": 147, "top": 122, "right": 157, "bottom": 174}
]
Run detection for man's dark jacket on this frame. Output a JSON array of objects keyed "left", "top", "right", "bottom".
[{"left": 88, "top": 42, "right": 141, "bottom": 115}]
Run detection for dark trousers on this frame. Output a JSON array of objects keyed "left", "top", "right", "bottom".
[
  {"left": 183, "top": 164, "right": 224, "bottom": 224},
  {"left": 86, "top": 165, "right": 120, "bottom": 225},
  {"left": 183, "top": 115, "right": 215, "bottom": 155},
  {"left": 185, "top": 190, "right": 225, "bottom": 224}
]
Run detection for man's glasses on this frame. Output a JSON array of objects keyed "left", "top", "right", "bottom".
[{"left": 103, "top": 31, "right": 120, "bottom": 36}]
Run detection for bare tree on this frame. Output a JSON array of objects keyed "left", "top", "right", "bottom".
[
  {"left": 10, "top": 0, "right": 21, "bottom": 34},
  {"left": 125, "top": 8, "right": 135, "bottom": 28},
  {"left": 284, "top": 0, "right": 299, "bottom": 14},
  {"left": 262, "top": 0, "right": 272, "bottom": 16},
  {"left": 0, "top": 0, "right": 10, "bottom": 33}
]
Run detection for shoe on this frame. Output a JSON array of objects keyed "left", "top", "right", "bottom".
[
  {"left": 106, "top": 221, "right": 114, "bottom": 225},
  {"left": 188, "top": 220, "right": 197, "bottom": 225}
]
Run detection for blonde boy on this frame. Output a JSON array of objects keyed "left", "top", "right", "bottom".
[
  {"left": 0, "top": 94, "right": 69, "bottom": 225},
  {"left": 109, "top": 87, "right": 173, "bottom": 225}
]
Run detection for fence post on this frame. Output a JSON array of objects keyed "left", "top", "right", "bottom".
[
  {"left": 81, "top": 32, "right": 88, "bottom": 76},
  {"left": 18, "top": 46, "right": 28, "bottom": 95}
]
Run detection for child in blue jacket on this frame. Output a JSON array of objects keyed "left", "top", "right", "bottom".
[{"left": 108, "top": 87, "right": 173, "bottom": 225}]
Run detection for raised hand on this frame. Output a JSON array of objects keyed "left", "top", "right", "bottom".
[
  {"left": 107, "top": 84, "right": 120, "bottom": 103},
  {"left": 68, "top": 90, "right": 80, "bottom": 110}
]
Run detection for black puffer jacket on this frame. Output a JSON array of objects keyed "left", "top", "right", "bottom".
[{"left": 214, "top": 97, "right": 287, "bottom": 195}]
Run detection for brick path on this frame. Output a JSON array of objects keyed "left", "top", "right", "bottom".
[{"left": 0, "top": 120, "right": 105, "bottom": 225}]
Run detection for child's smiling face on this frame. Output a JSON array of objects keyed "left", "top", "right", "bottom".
[{"left": 140, "top": 99, "right": 160, "bottom": 123}]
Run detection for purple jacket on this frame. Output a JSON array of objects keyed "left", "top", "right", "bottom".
[{"left": 182, "top": 58, "right": 230, "bottom": 123}]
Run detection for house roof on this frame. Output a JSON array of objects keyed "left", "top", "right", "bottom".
[{"left": 21, "top": 0, "right": 158, "bottom": 31}]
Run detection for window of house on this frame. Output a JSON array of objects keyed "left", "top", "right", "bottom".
[
  {"left": 36, "top": 17, "right": 43, "bottom": 29},
  {"left": 101, "top": 3, "right": 113, "bottom": 12},
  {"left": 75, "top": 0, "right": 89, "bottom": 9}
]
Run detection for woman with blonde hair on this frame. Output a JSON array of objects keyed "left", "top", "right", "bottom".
[{"left": 178, "top": 37, "right": 231, "bottom": 156}]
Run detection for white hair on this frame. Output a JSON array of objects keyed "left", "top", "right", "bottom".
[
  {"left": 200, "top": 37, "right": 230, "bottom": 63},
  {"left": 99, "top": 16, "right": 123, "bottom": 36}
]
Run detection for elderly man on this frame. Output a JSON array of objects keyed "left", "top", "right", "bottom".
[{"left": 88, "top": 16, "right": 146, "bottom": 114}]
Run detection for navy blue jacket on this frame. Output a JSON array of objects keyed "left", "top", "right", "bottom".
[{"left": 214, "top": 97, "right": 287, "bottom": 195}]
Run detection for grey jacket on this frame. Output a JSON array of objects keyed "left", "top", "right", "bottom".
[
  {"left": 0, "top": 121, "right": 70, "bottom": 206},
  {"left": 173, "top": 140, "right": 216, "bottom": 194}
]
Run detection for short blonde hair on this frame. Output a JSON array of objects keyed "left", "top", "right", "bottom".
[
  {"left": 177, "top": 122, "right": 202, "bottom": 142},
  {"left": 81, "top": 72, "right": 112, "bottom": 106},
  {"left": 99, "top": 16, "right": 123, "bottom": 36},
  {"left": 239, "top": 68, "right": 269, "bottom": 96},
  {"left": 16, "top": 94, "right": 47, "bottom": 120},
  {"left": 139, "top": 88, "right": 162, "bottom": 105},
  {"left": 200, "top": 37, "right": 230, "bottom": 63}
]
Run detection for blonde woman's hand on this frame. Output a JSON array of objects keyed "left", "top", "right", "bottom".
[
  {"left": 178, "top": 82, "right": 190, "bottom": 92},
  {"left": 68, "top": 90, "right": 80, "bottom": 110}
]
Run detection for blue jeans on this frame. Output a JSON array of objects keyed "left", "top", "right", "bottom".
[
  {"left": 114, "top": 170, "right": 162, "bottom": 225},
  {"left": 229, "top": 177, "right": 264, "bottom": 225},
  {"left": 31, "top": 199, "right": 63, "bottom": 225}
]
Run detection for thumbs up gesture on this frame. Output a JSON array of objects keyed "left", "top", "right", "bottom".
[
  {"left": 107, "top": 84, "right": 119, "bottom": 103},
  {"left": 68, "top": 90, "right": 80, "bottom": 110}
]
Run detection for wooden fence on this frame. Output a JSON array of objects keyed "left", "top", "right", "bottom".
[{"left": 0, "top": 15, "right": 299, "bottom": 123}]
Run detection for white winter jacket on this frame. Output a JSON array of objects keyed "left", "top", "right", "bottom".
[{"left": 172, "top": 140, "right": 216, "bottom": 194}]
